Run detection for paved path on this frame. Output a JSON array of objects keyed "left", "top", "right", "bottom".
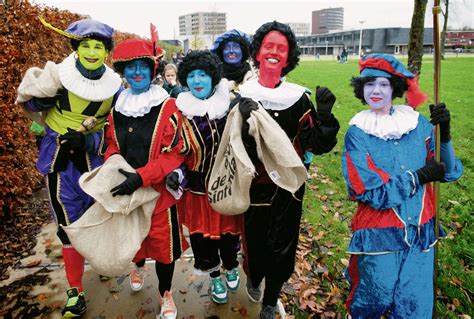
[{"left": 3, "top": 223, "right": 266, "bottom": 318}]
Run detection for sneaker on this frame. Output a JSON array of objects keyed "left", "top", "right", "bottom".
[
  {"left": 225, "top": 267, "right": 240, "bottom": 292},
  {"left": 158, "top": 290, "right": 177, "bottom": 319},
  {"left": 130, "top": 267, "right": 145, "bottom": 291},
  {"left": 61, "top": 287, "right": 86, "bottom": 318},
  {"left": 246, "top": 279, "right": 263, "bottom": 303},
  {"left": 260, "top": 304, "right": 277, "bottom": 319},
  {"left": 210, "top": 276, "right": 228, "bottom": 304}
]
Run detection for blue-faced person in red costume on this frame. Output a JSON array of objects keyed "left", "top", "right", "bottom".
[
  {"left": 342, "top": 53, "right": 463, "bottom": 318},
  {"left": 16, "top": 18, "right": 122, "bottom": 318},
  {"left": 105, "top": 28, "right": 188, "bottom": 319}
]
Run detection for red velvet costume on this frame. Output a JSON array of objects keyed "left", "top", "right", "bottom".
[{"left": 104, "top": 98, "right": 189, "bottom": 263}]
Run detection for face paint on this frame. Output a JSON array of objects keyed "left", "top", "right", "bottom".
[
  {"left": 77, "top": 39, "right": 108, "bottom": 71},
  {"left": 186, "top": 69, "right": 213, "bottom": 100},
  {"left": 256, "top": 31, "right": 289, "bottom": 75},
  {"left": 223, "top": 40, "right": 243, "bottom": 65},
  {"left": 164, "top": 69, "right": 177, "bottom": 85},
  {"left": 124, "top": 59, "right": 152, "bottom": 95},
  {"left": 363, "top": 77, "right": 393, "bottom": 112}
]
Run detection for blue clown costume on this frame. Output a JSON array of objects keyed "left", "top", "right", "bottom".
[
  {"left": 342, "top": 54, "right": 463, "bottom": 318},
  {"left": 17, "top": 19, "right": 122, "bottom": 317}
]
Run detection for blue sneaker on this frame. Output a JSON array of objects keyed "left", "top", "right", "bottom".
[
  {"left": 225, "top": 267, "right": 240, "bottom": 292},
  {"left": 210, "top": 276, "right": 228, "bottom": 304}
]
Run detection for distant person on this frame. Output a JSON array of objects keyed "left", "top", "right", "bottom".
[
  {"left": 341, "top": 47, "right": 347, "bottom": 63},
  {"left": 162, "top": 63, "right": 186, "bottom": 98},
  {"left": 342, "top": 54, "right": 463, "bottom": 318},
  {"left": 210, "top": 29, "right": 256, "bottom": 92}
]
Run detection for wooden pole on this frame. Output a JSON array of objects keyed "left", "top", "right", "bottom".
[{"left": 432, "top": 1, "right": 442, "bottom": 317}]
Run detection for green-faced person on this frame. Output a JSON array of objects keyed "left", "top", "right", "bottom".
[
  {"left": 77, "top": 39, "right": 108, "bottom": 70},
  {"left": 16, "top": 18, "right": 122, "bottom": 318}
]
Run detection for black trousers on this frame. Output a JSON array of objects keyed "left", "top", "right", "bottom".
[
  {"left": 244, "top": 186, "right": 304, "bottom": 286},
  {"left": 190, "top": 233, "right": 240, "bottom": 272}
]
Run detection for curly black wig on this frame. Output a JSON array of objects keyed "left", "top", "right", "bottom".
[
  {"left": 71, "top": 35, "right": 114, "bottom": 52},
  {"left": 178, "top": 50, "right": 223, "bottom": 89},
  {"left": 351, "top": 75, "right": 409, "bottom": 104},
  {"left": 250, "top": 21, "right": 300, "bottom": 76},
  {"left": 215, "top": 36, "right": 250, "bottom": 64},
  {"left": 113, "top": 58, "right": 155, "bottom": 77}
]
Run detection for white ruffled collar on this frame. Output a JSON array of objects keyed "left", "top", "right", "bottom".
[
  {"left": 239, "top": 78, "right": 307, "bottom": 110},
  {"left": 349, "top": 105, "right": 419, "bottom": 140},
  {"left": 114, "top": 85, "right": 169, "bottom": 118},
  {"left": 176, "top": 79, "right": 230, "bottom": 120},
  {"left": 58, "top": 53, "right": 122, "bottom": 102}
]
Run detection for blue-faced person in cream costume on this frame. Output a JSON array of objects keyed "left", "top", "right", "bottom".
[{"left": 17, "top": 18, "right": 122, "bottom": 318}]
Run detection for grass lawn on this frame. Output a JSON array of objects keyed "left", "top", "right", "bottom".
[{"left": 285, "top": 56, "right": 474, "bottom": 317}]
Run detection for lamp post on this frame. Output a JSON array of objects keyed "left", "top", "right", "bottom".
[{"left": 358, "top": 20, "right": 365, "bottom": 57}]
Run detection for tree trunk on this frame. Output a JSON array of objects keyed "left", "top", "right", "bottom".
[
  {"left": 408, "top": 0, "right": 428, "bottom": 75},
  {"left": 441, "top": 0, "right": 449, "bottom": 59}
]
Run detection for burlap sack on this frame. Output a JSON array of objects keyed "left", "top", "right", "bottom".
[
  {"left": 208, "top": 106, "right": 256, "bottom": 215},
  {"left": 16, "top": 61, "right": 62, "bottom": 103},
  {"left": 62, "top": 154, "right": 159, "bottom": 276},
  {"left": 248, "top": 107, "right": 307, "bottom": 193}
]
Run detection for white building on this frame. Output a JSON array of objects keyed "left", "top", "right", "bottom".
[
  {"left": 286, "top": 22, "right": 311, "bottom": 37},
  {"left": 179, "top": 12, "right": 227, "bottom": 37}
]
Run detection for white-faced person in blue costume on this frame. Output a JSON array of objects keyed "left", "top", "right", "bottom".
[{"left": 342, "top": 53, "right": 463, "bottom": 318}]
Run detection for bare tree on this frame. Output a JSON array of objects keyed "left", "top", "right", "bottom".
[
  {"left": 191, "top": 34, "right": 204, "bottom": 50},
  {"left": 441, "top": 0, "right": 450, "bottom": 59},
  {"left": 408, "top": 0, "right": 428, "bottom": 75}
]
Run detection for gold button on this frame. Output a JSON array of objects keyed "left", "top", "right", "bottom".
[
  {"left": 274, "top": 112, "right": 279, "bottom": 117},
  {"left": 128, "top": 127, "right": 133, "bottom": 133}
]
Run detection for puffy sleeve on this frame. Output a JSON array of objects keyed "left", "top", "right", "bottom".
[
  {"left": 342, "top": 126, "right": 418, "bottom": 210},
  {"left": 136, "top": 109, "right": 185, "bottom": 187}
]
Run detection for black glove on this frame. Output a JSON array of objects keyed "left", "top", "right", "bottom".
[
  {"left": 110, "top": 169, "right": 143, "bottom": 197},
  {"left": 416, "top": 159, "right": 446, "bottom": 185},
  {"left": 429, "top": 103, "right": 451, "bottom": 143},
  {"left": 315, "top": 86, "right": 336, "bottom": 122},
  {"left": 58, "top": 128, "right": 85, "bottom": 151},
  {"left": 239, "top": 97, "right": 259, "bottom": 120},
  {"left": 166, "top": 172, "right": 180, "bottom": 191}
]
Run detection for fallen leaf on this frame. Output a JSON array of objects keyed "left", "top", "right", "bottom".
[{"left": 25, "top": 259, "right": 41, "bottom": 267}]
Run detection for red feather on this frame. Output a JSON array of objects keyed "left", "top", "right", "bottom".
[{"left": 149, "top": 23, "right": 164, "bottom": 58}]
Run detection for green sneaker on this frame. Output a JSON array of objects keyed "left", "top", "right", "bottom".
[
  {"left": 210, "top": 277, "right": 228, "bottom": 304},
  {"left": 225, "top": 267, "right": 240, "bottom": 292},
  {"left": 61, "top": 287, "right": 86, "bottom": 318}
]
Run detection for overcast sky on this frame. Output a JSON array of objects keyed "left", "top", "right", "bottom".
[{"left": 32, "top": 0, "right": 474, "bottom": 39}]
